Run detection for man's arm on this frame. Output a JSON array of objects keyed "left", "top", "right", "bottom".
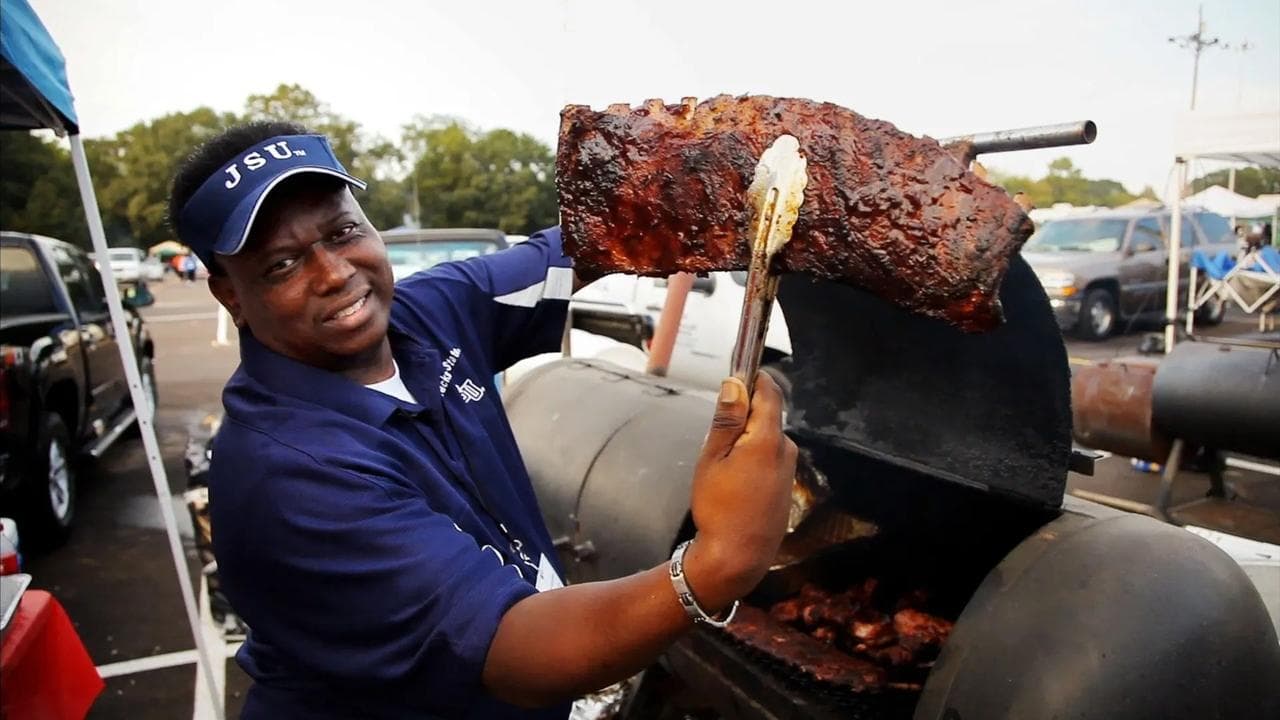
[{"left": 483, "top": 373, "right": 797, "bottom": 707}]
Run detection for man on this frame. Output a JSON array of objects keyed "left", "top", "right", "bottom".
[{"left": 169, "top": 121, "right": 797, "bottom": 719}]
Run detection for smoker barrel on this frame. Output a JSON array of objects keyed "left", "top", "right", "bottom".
[
  {"left": 505, "top": 255, "right": 1280, "bottom": 718},
  {"left": 1071, "top": 357, "right": 1171, "bottom": 462},
  {"left": 506, "top": 361, "right": 1280, "bottom": 720},
  {"left": 917, "top": 497, "right": 1280, "bottom": 720},
  {"left": 1151, "top": 341, "right": 1280, "bottom": 460},
  {"left": 504, "top": 360, "right": 710, "bottom": 582}
]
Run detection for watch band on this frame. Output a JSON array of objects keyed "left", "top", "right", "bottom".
[{"left": 669, "top": 540, "right": 739, "bottom": 628}]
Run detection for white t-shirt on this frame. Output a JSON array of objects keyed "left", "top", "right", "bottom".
[{"left": 364, "top": 360, "right": 419, "bottom": 405}]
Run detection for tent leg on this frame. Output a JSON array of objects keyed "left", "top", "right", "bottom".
[
  {"left": 213, "top": 306, "right": 232, "bottom": 347},
  {"left": 69, "top": 134, "right": 226, "bottom": 720},
  {"left": 1185, "top": 265, "right": 1197, "bottom": 335},
  {"left": 1164, "top": 158, "right": 1187, "bottom": 354}
]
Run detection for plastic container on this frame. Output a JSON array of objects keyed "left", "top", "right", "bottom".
[
  {"left": 1130, "top": 458, "right": 1163, "bottom": 474},
  {"left": 0, "top": 517, "right": 20, "bottom": 575}
]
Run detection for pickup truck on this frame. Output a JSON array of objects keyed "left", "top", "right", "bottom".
[
  {"left": 568, "top": 271, "right": 792, "bottom": 390},
  {"left": 0, "top": 231, "right": 156, "bottom": 546},
  {"left": 1022, "top": 208, "right": 1235, "bottom": 340}
]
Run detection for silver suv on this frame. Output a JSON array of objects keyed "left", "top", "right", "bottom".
[{"left": 1021, "top": 208, "right": 1235, "bottom": 340}]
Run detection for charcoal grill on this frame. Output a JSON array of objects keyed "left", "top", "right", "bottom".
[
  {"left": 502, "top": 124, "right": 1280, "bottom": 719},
  {"left": 505, "top": 254, "right": 1280, "bottom": 719}
]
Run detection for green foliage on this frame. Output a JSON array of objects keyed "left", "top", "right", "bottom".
[
  {"left": 107, "top": 108, "right": 240, "bottom": 247},
  {"left": 402, "top": 117, "right": 558, "bottom": 234},
  {"left": 1190, "top": 167, "right": 1280, "bottom": 198},
  {"left": 0, "top": 132, "right": 86, "bottom": 244},
  {"left": 990, "top": 157, "right": 1139, "bottom": 209},
  {"left": 0, "top": 85, "right": 558, "bottom": 250}
]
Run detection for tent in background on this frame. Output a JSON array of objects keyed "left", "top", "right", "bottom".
[
  {"left": 0, "top": 1, "right": 223, "bottom": 717},
  {"left": 1163, "top": 111, "right": 1280, "bottom": 351},
  {"left": 1185, "top": 185, "right": 1280, "bottom": 221}
]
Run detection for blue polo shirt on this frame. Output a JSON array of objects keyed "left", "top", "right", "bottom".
[{"left": 209, "top": 228, "right": 574, "bottom": 719}]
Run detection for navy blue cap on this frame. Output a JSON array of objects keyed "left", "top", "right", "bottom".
[{"left": 177, "top": 134, "right": 366, "bottom": 266}]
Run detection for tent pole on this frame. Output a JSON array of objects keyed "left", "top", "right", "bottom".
[
  {"left": 1165, "top": 157, "right": 1187, "bottom": 353},
  {"left": 69, "top": 134, "right": 226, "bottom": 720}
]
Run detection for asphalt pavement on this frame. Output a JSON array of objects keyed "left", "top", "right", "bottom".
[
  {"left": 17, "top": 278, "right": 1279, "bottom": 719},
  {"left": 23, "top": 278, "right": 250, "bottom": 719}
]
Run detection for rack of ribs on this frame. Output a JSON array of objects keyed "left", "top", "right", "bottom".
[{"left": 556, "top": 95, "right": 1034, "bottom": 331}]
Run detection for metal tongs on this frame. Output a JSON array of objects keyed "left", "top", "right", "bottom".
[{"left": 729, "top": 135, "right": 808, "bottom": 396}]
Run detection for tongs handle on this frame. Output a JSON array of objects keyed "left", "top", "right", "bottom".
[
  {"left": 730, "top": 134, "right": 807, "bottom": 398},
  {"left": 730, "top": 188, "right": 782, "bottom": 397}
]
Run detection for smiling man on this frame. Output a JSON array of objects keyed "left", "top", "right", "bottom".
[{"left": 168, "top": 121, "right": 797, "bottom": 719}]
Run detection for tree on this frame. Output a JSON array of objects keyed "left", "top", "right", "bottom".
[
  {"left": 402, "top": 117, "right": 557, "bottom": 234},
  {"left": 989, "top": 157, "right": 1138, "bottom": 209},
  {"left": 243, "top": 84, "right": 361, "bottom": 169},
  {"left": 0, "top": 132, "right": 83, "bottom": 244},
  {"left": 1190, "top": 167, "right": 1280, "bottom": 198},
  {"left": 107, "top": 108, "right": 240, "bottom": 247},
  {"left": 2, "top": 85, "right": 556, "bottom": 250},
  {"left": 244, "top": 84, "right": 407, "bottom": 230}
]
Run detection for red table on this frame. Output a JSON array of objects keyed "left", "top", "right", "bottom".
[{"left": 1, "top": 590, "right": 104, "bottom": 720}]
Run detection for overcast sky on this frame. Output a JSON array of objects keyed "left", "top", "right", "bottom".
[{"left": 31, "top": 0, "right": 1280, "bottom": 196}]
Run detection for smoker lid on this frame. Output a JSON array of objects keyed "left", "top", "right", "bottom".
[{"left": 777, "top": 255, "right": 1071, "bottom": 508}]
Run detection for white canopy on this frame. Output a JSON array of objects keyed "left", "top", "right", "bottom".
[
  {"left": 1174, "top": 112, "right": 1280, "bottom": 167},
  {"left": 1166, "top": 111, "right": 1280, "bottom": 350},
  {"left": 1185, "top": 185, "right": 1280, "bottom": 219}
]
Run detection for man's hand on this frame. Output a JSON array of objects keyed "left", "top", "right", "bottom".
[
  {"left": 482, "top": 372, "right": 797, "bottom": 708},
  {"left": 684, "top": 373, "right": 798, "bottom": 611}
]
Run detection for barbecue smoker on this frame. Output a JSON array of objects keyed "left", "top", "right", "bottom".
[{"left": 504, "top": 129, "right": 1280, "bottom": 720}]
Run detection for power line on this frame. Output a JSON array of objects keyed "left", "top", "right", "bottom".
[
  {"left": 1231, "top": 39, "right": 1253, "bottom": 109},
  {"left": 1168, "top": 4, "right": 1224, "bottom": 110}
]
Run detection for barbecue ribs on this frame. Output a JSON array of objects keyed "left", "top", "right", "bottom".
[{"left": 557, "top": 95, "right": 1034, "bottom": 331}]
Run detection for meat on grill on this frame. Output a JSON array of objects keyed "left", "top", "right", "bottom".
[
  {"left": 556, "top": 95, "right": 1034, "bottom": 331},
  {"left": 766, "top": 580, "right": 954, "bottom": 674},
  {"left": 894, "top": 608, "right": 954, "bottom": 652}
]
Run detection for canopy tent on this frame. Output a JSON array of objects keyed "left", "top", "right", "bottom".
[
  {"left": 1164, "top": 111, "right": 1280, "bottom": 350},
  {"left": 148, "top": 239, "right": 191, "bottom": 259},
  {"left": 1185, "top": 185, "right": 1280, "bottom": 220},
  {"left": 0, "top": 1, "right": 224, "bottom": 717}
]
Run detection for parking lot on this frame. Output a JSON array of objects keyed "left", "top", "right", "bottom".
[{"left": 18, "top": 277, "right": 1280, "bottom": 719}]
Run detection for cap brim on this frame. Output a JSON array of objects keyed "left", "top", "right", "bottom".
[{"left": 212, "top": 166, "right": 368, "bottom": 257}]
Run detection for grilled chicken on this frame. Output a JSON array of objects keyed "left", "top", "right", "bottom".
[
  {"left": 893, "top": 608, "right": 954, "bottom": 652},
  {"left": 850, "top": 610, "right": 897, "bottom": 651},
  {"left": 557, "top": 95, "right": 1034, "bottom": 331}
]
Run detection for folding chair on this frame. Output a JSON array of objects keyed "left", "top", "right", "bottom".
[
  {"left": 1185, "top": 249, "right": 1235, "bottom": 334},
  {"left": 1224, "top": 245, "right": 1280, "bottom": 331}
]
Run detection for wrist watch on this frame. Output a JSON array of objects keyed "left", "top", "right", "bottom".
[{"left": 669, "top": 540, "right": 739, "bottom": 628}]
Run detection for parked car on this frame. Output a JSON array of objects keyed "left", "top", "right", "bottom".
[
  {"left": 1021, "top": 209, "right": 1235, "bottom": 340},
  {"left": 142, "top": 254, "right": 165, "bottom": 282},
  {"left": 380, "top": 227, "right": 508, "bottom": 281},
  {"left": 93, "top": 247, "right": 163, "bottom": 284},
  {"left": 0, "top": 231, "right": 156, "bottom": 546},
  {"left": 570, "top": 271, "right": 791, "bottom": 390}
]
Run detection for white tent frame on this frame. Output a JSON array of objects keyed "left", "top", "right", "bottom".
[
  {"left": 0, "top": 2, "right": 225, "bottom": 712},
  {"left": 1164, "top": 112, "right": 1280, "bottom": 351},
  {"left": 68, "top": 135, "right": 227, "bottom": 720}
]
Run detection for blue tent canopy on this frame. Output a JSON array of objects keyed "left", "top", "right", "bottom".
[
  {"left": 0, "top": 3, "right": 223, "bottom": 714},
  {"left": 0, "top": 0, "right": 77, "bottom": 133}
]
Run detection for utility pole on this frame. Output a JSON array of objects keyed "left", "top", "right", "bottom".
[{"left": 1168, "top": 4, "right": 1223, "bottom": 110}]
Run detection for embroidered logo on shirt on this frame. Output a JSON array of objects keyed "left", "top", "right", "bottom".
[
  {"left": 438, "top": 347, "right": 462, "bottom": 395},
  {"left": 456, "top": 378, "right": 486, "bottom": 403}
]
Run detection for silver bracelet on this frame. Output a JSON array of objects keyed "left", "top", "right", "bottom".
[{"left": 669, "top": 540, "right": 739, "bottom": 628}]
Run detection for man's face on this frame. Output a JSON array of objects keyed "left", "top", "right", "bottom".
[{"left": 209, "top": 182, "right": 395, "bottom": 374}]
